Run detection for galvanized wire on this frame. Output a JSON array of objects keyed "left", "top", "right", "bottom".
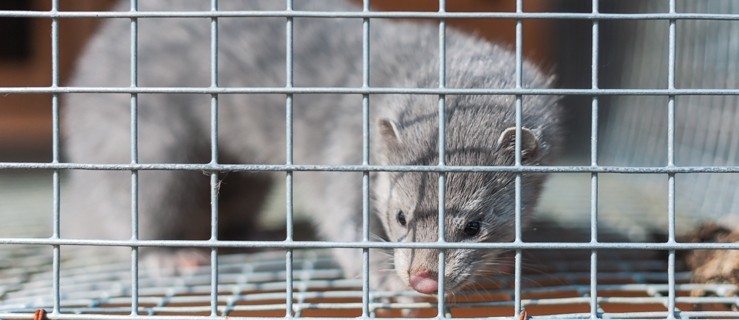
[
  {"left": 1, "top": 248, "right": 737, "bottom": 318},
  {"left": 361, "top": 0, "right": 371, "bottom": 317},
  {"left": 1, "top": 2, "right": 738, "bottom": 320},
  {"left": 437, "top": 0, "right": 448, "bottom": 316},
  {"left": 1, "top": 86, "right": 738, "bottom": 95},
  {"left": 589, "top": 0, "right": 600, "bottom": 317},
  {"left": 2, "top": 163, "right": 738, "bottom": 174},
  {"left": 128, "top": 0, "right": 141, "bottom": 317},
  {"left": 49, "top": 0, "right": 61, "bottom": 316},
  {"left": 1, "top": 10, "right": 738, "bottom": 20},
  {"left": 2, "top": 238, "right": 739, "bottom": 250}
]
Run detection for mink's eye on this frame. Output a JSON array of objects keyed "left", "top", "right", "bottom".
[
  {"left": 396, "top": 211, "right": 407, "bottom": 227},
  {"left": 463, "top": 220, "right": 481, "bottom": 237}
]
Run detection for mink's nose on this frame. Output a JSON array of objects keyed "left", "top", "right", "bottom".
[{"left": 409, "top": 271, "right": 438, "bottom": 294}]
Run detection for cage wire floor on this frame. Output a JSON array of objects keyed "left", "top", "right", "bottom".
[{"left": 1, "top": 173, "right": 738, "bottom": 319}]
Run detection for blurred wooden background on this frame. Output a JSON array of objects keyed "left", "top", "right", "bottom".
[
  {"left": 0, "top": 0, "right": 570, "bottom": 162},
  {"left": 0, "top": 0, "right": 115, "bottom": 161}
]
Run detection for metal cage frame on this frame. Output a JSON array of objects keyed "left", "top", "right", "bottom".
[{"left": 1, "top": 0, "right": 738, "bottom": 319}]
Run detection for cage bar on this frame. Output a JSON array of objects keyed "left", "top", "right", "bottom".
[
  {"left": 2, "top": 10, "right": 738, "bottom": 20},
  {"left": 284, "top": 0, "right": 295, "bottom": 317},
  {"left": 49, "top": 0, "right": 61, "bottom": 316},
  {"left": 437, "top": 0, "right": 448, "bottom": 316},
  {"left": 128, "top": 0, "right": 141, "bottom": 317},
  {"left": 361, "top": 0, "right": 371, "bottom": 317},
  {"left": 208, "top": 1, "right": 221, "bottom": 316},
  {"left": 666, "top": 0, "right": 678, "bottom": 318},
  {"left": 0, "top": 2, "right": 737, "bottom": 319},
  {"left": 589, "top": 0, "right": 600, "bottom": 318},
  {"left": 513, "top": 0, "right": 524, "bottom": 317}
]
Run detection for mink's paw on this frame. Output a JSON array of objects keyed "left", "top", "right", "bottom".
[{"left": 142, "top": 248, "right": 211, "bottom": 278}]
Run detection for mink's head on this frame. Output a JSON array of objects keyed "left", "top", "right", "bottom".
[{"left": 371, "top": 93, "right": 558, "bottom": 294}]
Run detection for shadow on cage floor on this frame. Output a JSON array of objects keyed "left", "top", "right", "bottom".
[
  {"left": 2, "top": 219, "right": 737, "bottom": 318},
  {"left": 0, "top": 172, "right": 737, "bottom": 318}
]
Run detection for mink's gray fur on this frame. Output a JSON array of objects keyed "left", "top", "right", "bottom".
[{"left": 62, "top": 0, "right": 563, "bottom": 293}]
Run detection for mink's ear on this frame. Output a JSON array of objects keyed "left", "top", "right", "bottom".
[
  {"left": 496, "top": 127, "right": 539, "bottom": 164},
  {"left": 377, "top": 118, "right": 402, "bottom": 146}
]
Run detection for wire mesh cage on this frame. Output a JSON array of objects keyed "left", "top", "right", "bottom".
[
  {"left": 1, "top": 0, "right": 738, "bottom": 319},
  {"left": 1, "top": 205, "right": 737, "bottom": 319}
]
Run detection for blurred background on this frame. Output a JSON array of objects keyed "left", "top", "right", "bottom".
[
  {"left": 0, "top": 0, "right": 593, "bottom": 162},
  {"left": 0, "top": 1, "right": 114, "bottom": 161}
]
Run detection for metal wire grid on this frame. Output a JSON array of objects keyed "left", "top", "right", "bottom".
[
  {"left": 0, "top": 187, "right": 735, "bottom": 320},
  {"left": 1, "top": 184, "right": 738, "bottom": 319},
  {"left": 0, "top": 0, "right": 737, "bottom": 319},
  {"left": 2, "top": 241, "right": 738, "bottom": 318}
]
